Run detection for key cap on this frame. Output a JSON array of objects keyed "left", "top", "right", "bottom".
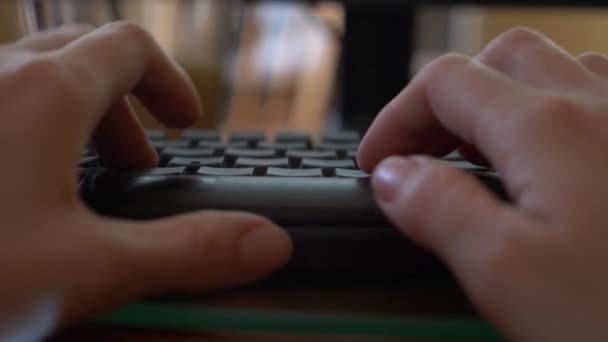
[
  {"left": 301, "top": 158, "right": 356, "bottom": 170},
  {"left": 152, "top": 140, "right": 191, "bottom": 151},
  {"left": 168, "top": 156, "right": 224, "bottom": 167},
  {"left": 274, "top": 131, "right": 312, "bottom": 145},
  {"left": 82, "top": 147, "right": 95, "bottom": 156},
  {"left": 196, "top": 167, "right": 255, "bottom": 176},
  {"left": 234, "top": 157, "right": 289, "bottom": 169},
  {"left": 130, "top": 167, "right": 186, "bottom": 176},
  {"left": 79, "top": 155, "right": 100, "bottom": 167},
  {"left": 315, "top": 142, "right": 360, "bottom": 152},
  {"left": 225, "top": 148, "right": 278, "bottom": 159},
  {"left": 266, "top": 167, "right": 324, "bottom": 177},
  {"left": 160, "top": 147, "right": 215, "bottom": 158},
  {"left": 182, "top": 129, "right": 220, "bottom": 142},
  {"left": 346, "top": 150, "right": 357, "bottom": 159},
  {"left": 442, "top": 151, "right": 464, "bottom": 161},
  {"left": 286, "top": 150, "right": 338, "bottom": 160},
  {"left": 159, "top": 148, "right": 214, "bottom": 166},
  {"left": 228, "top": 132, "right": 265, "bottom": 147},
  {"left": 78, "top": 167, "right": 102, "bottom": 181},
  {"left": 146, "top": 129, "right": 166, "bottom": 140},
  {"left": 335, "top": 169, "right": 369, "bottom": 178},
  {"left": 445, "top": 160, "right": 488, "bottom": 171},
  {"left": 198, "top": 141, "right": 248, "bottom": 153},
  {"left": 321, "top": 130, "right": 360, "bottom": 143},
  {"left": 257, "top": 141, "right": 308, "bottom": 152}
]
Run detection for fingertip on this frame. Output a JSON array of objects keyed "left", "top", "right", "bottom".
[
  {"left": 238, "top": 223, "right": 293, "bottom": 277},
  {"left": 372, "top": 156, "right": 420, "bottom": 204},
  {"left": 355, "top": 148, "right": 375, "bottom": 173},
  {"left": 356, "top": 131, "right": 388, "bottom": 173}
]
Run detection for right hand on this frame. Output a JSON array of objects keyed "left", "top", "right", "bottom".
[{"left": 358, "top": 27, "right": 608, "bottom": 341}]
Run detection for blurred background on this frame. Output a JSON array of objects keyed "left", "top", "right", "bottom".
[{"left": 1, "top": 0, "right": 608, "bottom": 137}]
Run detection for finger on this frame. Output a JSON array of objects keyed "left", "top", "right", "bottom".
[
  {"left": 577, "top": 52, "right": 608, "bottom": 79},
  {"left": 10, "top": 25, "right": 94, "bottom": 52},
  {"left": 92, "top": 97, "right": 158, "bottom": 169},
  {"left": 357, "top": 53, "right": 536, "bottom": 174},
  {"left": 476, "top": 27, "right": 594, "bottom": 91},
  {"left": 54, "top": 21, "right": 201, "bottom": 146},
  {"left": 372, "top": 156, "right": 509, "bottom": 252},
  {"left": 371, "top": 156, "right": 542, "bottom": 337},
  {"left": 62, "top": 210, "right": 292, "bottom": 324},
  {"left": 371, "top": 156, "right": 520, "bottom": 285}
]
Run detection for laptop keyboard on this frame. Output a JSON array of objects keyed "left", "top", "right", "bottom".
[{"left": 79, "top": 129, "right": 505, "bottom": 278}]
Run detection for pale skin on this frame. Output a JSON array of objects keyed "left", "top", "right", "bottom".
[
  {"left": 0, "top": 22, "right": 606, "bottom": 341},
  {"left": 358, "top": 27, "right": 608, "bottom": 341}
]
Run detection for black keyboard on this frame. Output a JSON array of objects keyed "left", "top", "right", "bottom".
[{"left": 79, "top": 129, "right": 506, "bottom": 279}]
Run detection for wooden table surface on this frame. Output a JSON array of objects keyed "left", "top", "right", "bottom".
[{"left": 51, "top": 277, "right": 485, "bottom": 341}]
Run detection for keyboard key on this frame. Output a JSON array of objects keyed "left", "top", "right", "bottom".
[
  {"left": 442, "top": 151, "right": 463, "bottom": 161},
  {"left": 346, "top": 150, "right": 358, "bottom": 159},
  {"left": 159, "top": 148, "right": 214, "bottom": 166},
  {"left": 445, "top": 160, "right": 488, "bottom": 171},
  {"left": 257, "top": 141, "right": 308, "bottom": 151},
  {"left": 196, "top": 167, "right": 255, "bottom": 176},
  {"left": 82, "top": 147, "right": 95, "bottom": 156},
  {"left": 130, "top": 167, "right": 186, "bottom": 176},
  {"left": 198, "top": 141, "right": 248, "bottom": 153},
  {"left": 160, "top": 147, "right": 215, "bottom": 158},
  {"left": 274, "top": 131, "right": 312, "bottom": 144},
  {"left": 225, "top": 148, "right": 278, "bottom": 159},
  {"left": 229, "top": 131, "right": 265, "bottom": 146},
  {"left": 78, "top": 167, "right": 102, "bottom": 181},
  {"left": 266, "top": 167, "right": 324, "bottom": 177},
  {"left": 286, "top": 150, "right": 338, "bottom": 160},
  {"left": 315, "top": 142, "right": 360, "bottom": 152},
  {"left": 335, "top": 169, "right": 369, "bottom": 178},
  {"left": 146, "top": 129, "right": 166, "bottom": 140},
  {"left": 234, "top": 157, "right": 289, "bottom": 169},
  {"left": 79, "top": 155, "right": 100, "bottom": 167},
  {"left": 152, "top": 140, "right": 191, "bottom": 151},
  {"left": 182, "top": 129, "right": 220, "bottom": 142},
  {"left": 168, "top": 156, "right": 224, "bottom": 167},
  {"left": 301, "top": 158, "right": 356, "bottom": 170},
  {"left": 322, "top": 130, "right": 360, "bottom": 143}
]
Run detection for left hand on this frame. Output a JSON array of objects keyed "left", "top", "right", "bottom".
[{"left": 0, "top": 23, "right": 292, "bottom": 338}]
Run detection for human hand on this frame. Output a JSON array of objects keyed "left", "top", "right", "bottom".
[
  {"left": 0, "top": 23, "right": 291, "bottom": 337},
  {"left": 358, "top": 27, "right": 608, "bottom": 341}
]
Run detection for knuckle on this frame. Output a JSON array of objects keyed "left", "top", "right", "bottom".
[
  {"left": 496, "top": 26, "right": 546, "bottom": 48},
  {"left": 101, "top": 21, "right": 154, "bottom": 47},
  {"left": 55, "top": 23, "right": 95, "bottom": 36},
  {"left": 422, "top": 53, "right": 472, "bottom": 81},
  {"left": 481, "top": 27, "right": 547, "bottom": 65},
  {"left": 577, "top": 51, "right": 605, "bottom": 60},
  {"left": 577, "top": 51, "right": 608, "bottom": 66}
]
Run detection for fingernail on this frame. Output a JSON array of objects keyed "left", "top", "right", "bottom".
[
  {"left": 239, "top": 225, "right": 292, "bottom": 274},
  {"left": 373, "top": 157, "right": 420, "bottom": 203}
]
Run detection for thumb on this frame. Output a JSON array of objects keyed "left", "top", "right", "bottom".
[
  {"left": 371, "top": 156, "right": 510, "bottom": 269},
  {"left": 63, "top": 210, "right": 291, "bottom": 323}
]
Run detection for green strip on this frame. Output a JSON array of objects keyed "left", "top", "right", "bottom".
[{"left": 97, "top": 302, "right": 502, "bottom": 341}]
